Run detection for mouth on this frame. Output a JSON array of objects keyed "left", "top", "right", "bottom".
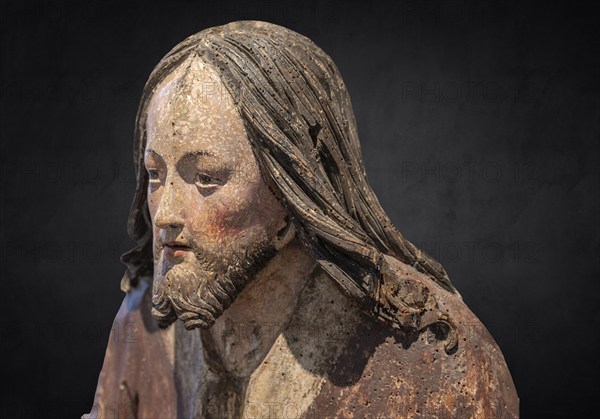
[{"left": 162, "top": 242, "right": 192, "bottom": 260}]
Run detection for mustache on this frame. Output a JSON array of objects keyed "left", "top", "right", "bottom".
[{"left": 155, "top": 237, "right": 221, "bottom": 272}]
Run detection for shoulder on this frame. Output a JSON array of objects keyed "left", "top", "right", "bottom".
[
  {"left": 308, "top": 258, "right": 519, "bottom": 418},
  {"left": 84, "top": 278, "right": 178, "bottom": 419}
]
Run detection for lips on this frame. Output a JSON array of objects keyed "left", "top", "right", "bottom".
[
  {"left": 163, "top": 241, "right": 191, "bottom": 250},
  {"left": 162, "top": 241, "right": 192, "bottom": 260}
]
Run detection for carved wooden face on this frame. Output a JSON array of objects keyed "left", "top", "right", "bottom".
[{"left": 144, "top": 57, "right": 288, "bottom": 329}]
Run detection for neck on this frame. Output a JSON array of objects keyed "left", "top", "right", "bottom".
[
  {"left": 170, "top": 242, "right": 366, "bottom": 418},
  {"left": 199, "top": 239, "right": 317, "bottom": 378}
]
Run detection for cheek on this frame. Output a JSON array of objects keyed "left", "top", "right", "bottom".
[
  {"left": 193, "top": 182, "right": 269, "bottom": 241},
  {"left": 147, "top": 194, "right": 162, "bottom": 248},
  {"left": 216, "top": 194, "right": 257, "bottom": 235},
  {"left": 147, "top": 192, "right": 162, "bottom": 228}
]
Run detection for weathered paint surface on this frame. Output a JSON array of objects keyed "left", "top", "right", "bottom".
[
  {"left": 85, "top": 20, "right": 519, "bottom": 419},
  {"left": 305, "top": 256, "right": 518, "bottom": 418}
]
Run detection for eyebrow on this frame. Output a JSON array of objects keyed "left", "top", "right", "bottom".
[{"left": 145, "top": 148, "right": 219, "bottom": 159}]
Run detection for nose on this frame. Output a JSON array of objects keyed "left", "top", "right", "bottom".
[{"left": 153, "top": 180, "right": 185, "bottom": 229}]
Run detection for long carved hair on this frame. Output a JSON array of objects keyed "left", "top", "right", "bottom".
[{"left": 121, "top": 21, "right": 458, "bottom": 350}]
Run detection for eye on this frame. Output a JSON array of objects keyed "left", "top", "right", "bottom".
[
  {"left": 195, "top": 173, "right": 221, "bottom": 188},
  {"left": 147, "top": 169, "right": 161, "bottom": 183}
]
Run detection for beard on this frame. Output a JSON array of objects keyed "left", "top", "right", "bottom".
[{"left": 151, "top": 236, "right": 277, "bottom": 330}]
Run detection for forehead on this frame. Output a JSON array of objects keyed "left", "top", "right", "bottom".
[{"left": 145, "top": 56, "right": 250, "bottom": 162}]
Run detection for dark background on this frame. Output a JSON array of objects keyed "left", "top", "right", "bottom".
[{"left": 1, "top": 0, "right": 598, "bottom": 417}]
